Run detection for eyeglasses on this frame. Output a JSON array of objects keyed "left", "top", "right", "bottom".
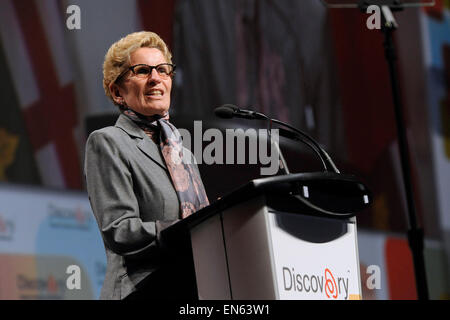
[{"left": 116, "top": 63, "right": 176, "bottom": 82}]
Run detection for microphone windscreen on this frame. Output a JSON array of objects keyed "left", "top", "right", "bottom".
[{"left": 214, "top": 105, "right": 235, "bottom": 119}]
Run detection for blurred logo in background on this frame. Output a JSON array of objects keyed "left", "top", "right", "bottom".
[
  {"left": 0, "top": 214, "right": 14, "bottom": 241},
  {"left": 47, "top": 203, "right": 93, "bottom": 230},
  {"left": 0, "top": 128, "right": 19, "bottom": 182}
]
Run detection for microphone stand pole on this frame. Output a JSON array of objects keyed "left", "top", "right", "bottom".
[{"left": 361, "top": 2, "right": 429, "bottom": 300}]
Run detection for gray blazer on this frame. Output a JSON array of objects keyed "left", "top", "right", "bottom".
[{"left": 85, "top": 114, "right": 191, "bottom": 300}]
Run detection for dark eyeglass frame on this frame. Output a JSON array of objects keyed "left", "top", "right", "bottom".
[{"left": 115, "top": 63, "right": 176, "bottom": 83}]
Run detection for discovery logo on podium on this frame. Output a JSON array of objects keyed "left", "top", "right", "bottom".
[{"left": 281, "top": 266, "right": 360, "bottom": 300}]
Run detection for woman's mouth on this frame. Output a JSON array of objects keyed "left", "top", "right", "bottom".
[{"left": 145, "top": 89, "right": 163, "bottom": 97}]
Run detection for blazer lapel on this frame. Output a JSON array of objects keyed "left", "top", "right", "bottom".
[
  {"left": 136, "top": 138, "right": 167, "bottom": 170},
  {"left": 115, "top": 114, "right": 168, "bottom": 171}
]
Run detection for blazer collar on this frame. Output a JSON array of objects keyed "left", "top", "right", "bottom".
[
  {"left": 115, "top": 113, "right": 145, "bottom": 139},
  {"left": 115, "top": 114, "right": 167, "bottom": 171}
]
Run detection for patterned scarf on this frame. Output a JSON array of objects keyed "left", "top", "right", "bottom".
[{"left": 120, "top": 106, "right": 209, "bottom": 218}]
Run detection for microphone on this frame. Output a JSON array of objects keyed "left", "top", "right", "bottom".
[
  {"left": 214, "top": 104, "right": 340, "bottom": 173},
  {"left": 215, "top": 104, "right": 290, "bottom": 174},
  {"left": 214, "top": 104, "right": 267, "bottom": 120}
]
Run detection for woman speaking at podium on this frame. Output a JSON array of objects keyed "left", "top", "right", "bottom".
[{"left": 84, "top": 31, "right": 209, "bottom": 300}]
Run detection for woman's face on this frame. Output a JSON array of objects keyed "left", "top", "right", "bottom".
[{"left": 112, "top": 47, "right": 172, "bottom": 116}]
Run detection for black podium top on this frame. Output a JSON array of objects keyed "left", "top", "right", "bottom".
[{"left": 172, "top": 172, "right": 371, "bottom": 232}]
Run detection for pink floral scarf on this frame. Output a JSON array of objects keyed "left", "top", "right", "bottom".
[{"left": 120, "top": 107, "right": 209, "bottom": 218}]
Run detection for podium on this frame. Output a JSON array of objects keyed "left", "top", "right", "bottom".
[{"left": 162, "top": 172, "right": 371, "bottom": 300}]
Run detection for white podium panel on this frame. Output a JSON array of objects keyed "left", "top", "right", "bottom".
[{"left": 267, "top": 212, "right": 361, "bottom": 300}]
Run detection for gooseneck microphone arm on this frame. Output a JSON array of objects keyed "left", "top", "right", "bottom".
[
  {"left": 269, "top": 118, "right": 340, "bottom": 174},
  {"left": 275, "top": 125, "right": 329, "bottom": 171},
  {"left": 214, "top": 104, "right": 340, "bottom": 173},
  {"left": 214, "top": 104, "right": 327, "bottom": 172}
]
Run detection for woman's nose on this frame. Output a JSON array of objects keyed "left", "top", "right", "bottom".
[{"left": 147, "top": 68, "right": 162, "bottom": 83}]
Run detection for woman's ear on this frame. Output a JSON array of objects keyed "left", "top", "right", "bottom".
[{"left": 109, "top": 83, "right": 124, "bottom": 105}]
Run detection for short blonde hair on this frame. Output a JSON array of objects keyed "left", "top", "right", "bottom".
[{"left": 103, "top": 31, "right": 173, "bottom": 104}]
